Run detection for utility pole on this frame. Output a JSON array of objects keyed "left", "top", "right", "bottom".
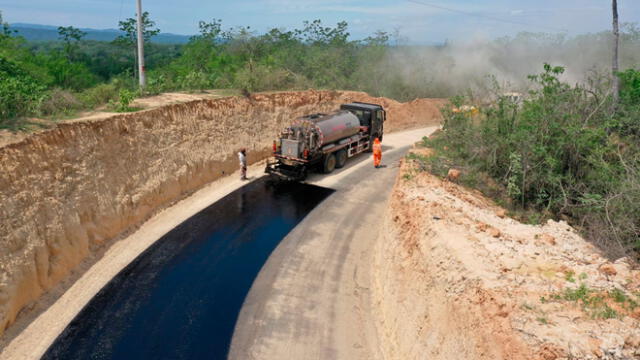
[
  {"left": 136, "top": 0, "right": 146, "bottom": 88},
  {"left": 612, "top": 0, "right": 620, "bottom": 106}
]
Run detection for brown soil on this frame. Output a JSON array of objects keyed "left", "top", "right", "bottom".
[
  {"left": 373, "top": 147, "right": 640, "bottom": 360},
  {"left": 0, "top": 90, "right": 445, "bottom": 338}
]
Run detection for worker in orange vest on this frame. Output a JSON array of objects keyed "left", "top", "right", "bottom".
[{"left": 372, "top": 137, "right": 382, "bottom": 168}]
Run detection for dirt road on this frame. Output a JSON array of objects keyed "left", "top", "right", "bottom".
[{"left": 228, "top": 127, "right": 438, "bottom": 359}]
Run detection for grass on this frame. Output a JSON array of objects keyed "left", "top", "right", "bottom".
[
  {"left": 564, "top": 271, "right": 576, "bottom": 283},
  {"left": 579, "top": 272, "right": 588, "bottom": 281},
  {"left": 539, "top": 283, "right": 640, "bottom": 320}
]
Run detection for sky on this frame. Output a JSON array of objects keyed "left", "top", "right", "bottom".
[{"left": 1, "top": 0, "right": 639, "bottom": 43}]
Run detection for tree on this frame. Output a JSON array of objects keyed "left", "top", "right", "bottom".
[
  {"left": 612, "top": 0, "right": 620, "bottom": 106},
  {"left": 114, "top": 12, "right": 160, "bottom": 46},
  {"left": 57, "top": 26, "right": 86, "bottom": 60},
  {"left": 0, "top": 11, "right": 15, "bottom": 39},
  {"left": 196, "top": 19, "right": 222, "bottom": 41},
  {"left": 113, "top": 11, "right": 160, "bottom": 80}
]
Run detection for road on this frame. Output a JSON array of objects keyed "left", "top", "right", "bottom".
[
  {"left": 229, "top": 127, "right": 438, "bottom": 359},
  {"left": 0, "top": 126, "right": 436, "bottom": 360},
  {"left": 42, "top": 180, "right": 334, "bottom": 359}
]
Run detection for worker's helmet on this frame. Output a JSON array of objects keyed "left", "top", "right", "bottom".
[{"left": 374, "top": 137, "right": 380, "bottom": 144}]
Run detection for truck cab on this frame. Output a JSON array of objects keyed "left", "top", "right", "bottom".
[{"left": 340, "top": 102, "right": 386, "bottom": 142}]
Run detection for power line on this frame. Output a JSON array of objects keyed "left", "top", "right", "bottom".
[{"left": 406, "top": 0, "right": 568, "bottom": 33}]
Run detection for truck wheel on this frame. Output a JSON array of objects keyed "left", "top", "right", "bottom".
[
  {"left": 335, "top": 150, "right": 347, "bottom": 168},
  {"left": 323, "top": 154, "right": 336, "bottom": 173}
]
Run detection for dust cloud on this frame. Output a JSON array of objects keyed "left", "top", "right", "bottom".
[{"left": 368, "top": 27, "right": 640, "bottom": 99}]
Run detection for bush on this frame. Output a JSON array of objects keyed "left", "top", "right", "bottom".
[
  {"left": 180, "top": 70, "right": 213, "bottom": 92},
  {"left": 0, "top": 58, "right": 46, "bottom": 128},
  {"left": 233, "top": 63, "right": 297, "bottom": 92},
  {"left": 79, "top": 82, "right": 120, "bottom": 108},
  {"left": 110, "top": 88, "right": 137, "bottom": 112},
  {"left": 437, "top": 64, "right": 640, "bottom": 257},
  {"left": 615, "top": 69, "right": 640, "bottom": 137},
  {"left": 145, "top": 73, "right": 170, "bottom": 95},
  {"left": 40, "top": 53, "right": 99, "bottom": 90},
  {"left": 38, "top": 88, "right": 83, "bottom": 117}
]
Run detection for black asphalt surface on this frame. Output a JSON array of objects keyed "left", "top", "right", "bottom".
[{"left": 42, "top": 178, "right": 334, "bottom": 360}]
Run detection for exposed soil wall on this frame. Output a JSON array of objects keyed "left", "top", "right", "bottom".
[
  {"left": 0, "top": 90, "right": 444, "bottom": 336},
  {"left": 373, "top": 148, "right": 640, "bottom": 360}
]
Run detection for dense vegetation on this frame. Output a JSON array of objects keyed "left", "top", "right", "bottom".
[
  {"left": 422, "top": 65, "right": 640, "bottom": 257},
  {"left": 2, "top": 10, "right": 640, "bottom": 128}
]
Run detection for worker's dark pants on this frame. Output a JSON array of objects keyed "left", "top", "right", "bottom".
[{"left": 241, "top": 165, "right": 247, "bottom": 179}]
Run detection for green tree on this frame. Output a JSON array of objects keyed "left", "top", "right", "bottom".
[
  {"left": 196, "top": 19, "right": 222, "bottom": 41},
  {"left": 114, "top": 12, "right": 160, "bottom": 46},
  {"left": 57, "top": 26, "right": 86, "bottom": 60},
  {"left": 0, "top": 58, "right": 46, "bottom": 127},
  {"left": 113, "top": 12, "right": 160, "bottom": 80},
  {"left": 0, "top": 11, "right": 13, "bottom": 38}
]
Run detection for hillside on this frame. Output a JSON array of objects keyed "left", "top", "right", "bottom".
[
  {"left": 10, "top": 23, "right": 191, "bottom": 44},
  {"left": 373, "top": 146, "right": 640, "bottom": 359}
]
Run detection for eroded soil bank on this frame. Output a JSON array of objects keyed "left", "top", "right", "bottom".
[
  {"left": 373, "top": 148, "right": 640, "bottom": 360},
  {"left": 0, "top": 90, "right": 445, "bottom": 337}
]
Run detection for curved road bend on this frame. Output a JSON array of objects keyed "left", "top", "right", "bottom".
[
  {"left": 0, "top": 126, "right": 435, "bottom": 360},
  {"left": 42, "top": 180, "right": 334, "bottom": 360},
  {"left": 229, "top": 126, "right": 438, "bottom": 360}
]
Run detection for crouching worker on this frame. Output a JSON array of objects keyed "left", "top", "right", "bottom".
[
  {"left": 372, "top": 137, "right": 382, "bottom": 168},
  {"left": 238, "top": 148, "right": 247, "bottom": 180}
]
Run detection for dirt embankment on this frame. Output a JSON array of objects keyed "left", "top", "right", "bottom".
[
  {"left": 0, "top": 90, "right": 445, "bottom": 337},
  {"left": 373, "top": 148, "right": 640, "bottom": 360}
]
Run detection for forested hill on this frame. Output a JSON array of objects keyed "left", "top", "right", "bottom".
[{"left": 10, "top": 23, "right": 191, "bottom": 44}]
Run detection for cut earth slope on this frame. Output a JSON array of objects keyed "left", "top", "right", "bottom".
[{"left": 373, "top": 147, "right": 640, "bottom": 360}]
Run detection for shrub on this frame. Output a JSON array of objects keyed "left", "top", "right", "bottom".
[
  {"left": 38, "top": 88, "right": 83, "bottom": 117},
  {"left": 0, "top": 58, "right": 46, "bottom": 128},
  {"left": 39, "top": 53, "right": 98, "bottom": 90},
  {"left": 233, "top": 63, "right": 296, "bottom": 92},
  {"left": 180, "top": 70, "right": 213, "bottom": 92},
  {"left": 437, "top": 64, "right": 640, "bottom": 256},
  {"left": 79, "top": 82, "right": 120, "bottom": 108},
  {"left": 111, "top": 88, "right": 137, "bottom": 112},
  {"left": 145, "top": 73, "right": 170, "bottom": 95}
]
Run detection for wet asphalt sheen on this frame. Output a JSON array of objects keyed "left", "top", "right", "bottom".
[{"left": 42, "top": 178, "right": 334, "bottom": 360}]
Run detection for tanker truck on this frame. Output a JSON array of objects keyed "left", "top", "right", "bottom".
[{"left": 265, "top": 102, "right": 386, "bottom": 181}]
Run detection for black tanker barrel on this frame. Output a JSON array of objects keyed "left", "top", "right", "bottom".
[{"left": 312, "top": 111, "right": 361, "bottom": 146}]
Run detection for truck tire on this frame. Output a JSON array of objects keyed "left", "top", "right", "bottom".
[
  {"left": 323, "top": 153, "right": 336, "bottom": 173},
  {"left": 335, "top": 149, "right": 347, "bottom": 168}
]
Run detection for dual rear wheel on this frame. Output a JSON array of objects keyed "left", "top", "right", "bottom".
[{"left": 323, "top": 149, "right": 347, "bottom": 173}]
